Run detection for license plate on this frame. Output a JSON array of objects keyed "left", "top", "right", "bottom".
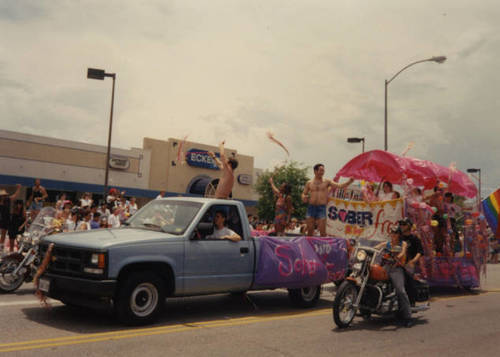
[{"left": 38, "top": 278, "right": 50, "bottom": 293}]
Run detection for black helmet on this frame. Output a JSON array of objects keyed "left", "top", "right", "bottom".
[{"left": 398, "top": 218, "right": 412, "bottom": 226}]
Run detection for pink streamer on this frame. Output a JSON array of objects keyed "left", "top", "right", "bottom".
[{"left": 266, "top": 132, "right": 290, "bottom": 157}]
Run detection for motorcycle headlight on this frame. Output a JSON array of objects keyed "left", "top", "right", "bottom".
[{"left": 356, "top": 249, "right": 367, "bottom": 261}]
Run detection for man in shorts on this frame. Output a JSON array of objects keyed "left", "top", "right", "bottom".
[{"left": 301, "top": 164, "right": 354, "bottom": 236}]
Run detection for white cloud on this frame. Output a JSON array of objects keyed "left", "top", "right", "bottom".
[{"left": 1, "top": 0, "right": 499, "bottom": 195}]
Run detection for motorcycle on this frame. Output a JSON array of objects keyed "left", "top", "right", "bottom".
[
  {"left": 332, "top": 242, "right": 430, "bottom": 328},
  {"left": 0, "top": 207, "right": 58, "bottom": 293}
]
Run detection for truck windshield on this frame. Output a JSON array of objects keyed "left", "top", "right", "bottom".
[{"left": 127, "top": 200, "right": 202, "bottom": 235}]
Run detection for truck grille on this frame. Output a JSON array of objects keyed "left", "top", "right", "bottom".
[{"left": 39, "top": 243, "right": 103, "bottom": 279}]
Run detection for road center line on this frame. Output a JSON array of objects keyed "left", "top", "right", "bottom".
[{"left": 1, "top": 290, "right": 499, "bottom": 353}]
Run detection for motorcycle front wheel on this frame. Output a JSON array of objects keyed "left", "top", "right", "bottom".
[
  {"left": 0, "top": 257, "right": 25, "bottom": 293},
  {"left": 333, "top": 280, "right": 358, "bottom": 328}
]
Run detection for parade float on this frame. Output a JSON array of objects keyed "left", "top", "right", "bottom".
[{"left": 331, "top": 149, "right": 488, "bottom": 289}]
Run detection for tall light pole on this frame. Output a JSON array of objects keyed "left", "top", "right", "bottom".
[
  {"left": 467, "top": 168, "right": 481, "bottom": 208},
  {"left": 87, "top": 68, "right": 116, "bottom": 199},
  {"left": 384, "top": 56, "right": 446, "bottom": 151},
  {"left": 347, "top": 137, "right": 365, "bottom": 153}
]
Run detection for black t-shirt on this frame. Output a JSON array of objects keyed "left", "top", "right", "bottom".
[
  {"left": 402, "top": 234, "right": 424, "bottom": 260},
  {"left": 0, "top": 197, "right": 11, "bottom": 224}
]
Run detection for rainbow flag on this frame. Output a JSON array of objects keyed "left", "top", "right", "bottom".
[{"left": 482, "top": 189, "right": 500, "bottom": 238}]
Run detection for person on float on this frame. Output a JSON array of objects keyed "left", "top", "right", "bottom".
[
  {"left": 301, "top": 164, "right": 354, "bottom": 236},
  {"left": 376, "top": 181, "right": 397, "bottom": 201},
  {"left": 208, "top": 140, "right": 238, "bottom": 199},
  {"left": 269, "top": 175, "right": 293, "bottom": 236}
]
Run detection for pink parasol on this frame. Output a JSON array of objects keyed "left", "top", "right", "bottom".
[{"left": 335, "top": 150, "right": 477, "bottom": 198}]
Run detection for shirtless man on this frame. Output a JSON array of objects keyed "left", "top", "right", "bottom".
[
  {"left": 208, "top": 141, "right": 238, "bottom": 199},
  {"left": 301, "top": 164, "right": 354, "bottom": 236}
]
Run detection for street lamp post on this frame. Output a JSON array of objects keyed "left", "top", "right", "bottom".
[
  {"left": 467, "top": 168, "right": 481, "bottom": 208},
  {"left": 87, "top": 68, "right": 116, "bottom": 199},
  {"left": 384, "top": 56, "right": 447, "bottom": 151},
  {"left": 347, "top": 137, "right": 365, "bottom": 153}
]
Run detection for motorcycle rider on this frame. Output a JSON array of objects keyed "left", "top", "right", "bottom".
[
  {"left": 398, "top": 218, "right": 424, "bottom": 306},
  {"left": 375, "top": 226, "right": 415, "bottom": 327}
]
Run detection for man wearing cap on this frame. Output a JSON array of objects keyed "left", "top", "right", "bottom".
[{"left": 0, "top": 184, "right": 22, "bottom": 252}]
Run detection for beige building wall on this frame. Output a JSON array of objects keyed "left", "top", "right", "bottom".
[
  {"left": 0, "top": 130, "right": 257, "bottom": 204},
  {"left": 0, "top": 130, "right": 150, "bottom": 190},
  {"left": 145, "top": 137, "right": 255, "bottom": 201}
]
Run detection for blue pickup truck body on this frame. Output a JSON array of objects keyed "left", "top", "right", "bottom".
[{"left": 39, "top": 198, "right": 325, "bottom": 324}]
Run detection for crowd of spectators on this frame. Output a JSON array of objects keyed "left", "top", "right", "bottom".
[{"left": 0, "top": 179, "right": 143, "bottom": 253}]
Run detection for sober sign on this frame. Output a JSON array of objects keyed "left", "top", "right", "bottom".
[{"left": 326, "top": 198, "right": 404, "bottom": 240}]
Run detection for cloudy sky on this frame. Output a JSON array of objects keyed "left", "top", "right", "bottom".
[{"left": 1, "top": 0, "right": 499, "bottom": 196}]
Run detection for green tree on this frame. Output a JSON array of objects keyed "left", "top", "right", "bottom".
[{"left": 255, "top": 161, "right": 310, "bottom": 222}]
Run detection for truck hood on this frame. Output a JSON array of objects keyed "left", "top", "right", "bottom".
[{"left": 41, "top": 228, "right": 179, "bottom": 250}]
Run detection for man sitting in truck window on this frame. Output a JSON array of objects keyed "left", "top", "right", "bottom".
[{"left": 206, "top": 210, "right": 241, "bottom": 242}]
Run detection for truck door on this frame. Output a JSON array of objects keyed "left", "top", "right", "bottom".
[{"left": 183, "top": 204, "right": 254, "bottom": 294}]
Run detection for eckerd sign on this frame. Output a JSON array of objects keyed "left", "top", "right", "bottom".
[{"left": 186, "top": 149, "right": 220, "bottom": 170}]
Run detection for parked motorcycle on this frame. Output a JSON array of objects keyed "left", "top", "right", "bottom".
[
  {"left": 0, "top": 207, "right": 58, "bottom": 293},
  {"left": 333, "top": 243, "right": 430, "bottom": 328}
]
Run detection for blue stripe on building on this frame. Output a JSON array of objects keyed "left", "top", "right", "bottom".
[{"left": 0, "top": 174, "right": 257, "bottom": 206}]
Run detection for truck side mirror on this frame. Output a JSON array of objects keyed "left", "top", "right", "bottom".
[{"left": 191, "top": 222, "right": 213, "bottom": 240}]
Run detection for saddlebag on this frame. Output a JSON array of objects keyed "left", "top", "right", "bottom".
[{"left": 414, "top": 280, "right": 430, "bottom": 302}]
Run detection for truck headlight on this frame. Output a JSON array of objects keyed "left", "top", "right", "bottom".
[{"left": 90, "top": 253, "right": 106, "bottom": 268}]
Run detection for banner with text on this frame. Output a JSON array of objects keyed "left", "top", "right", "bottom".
[
  {"left": 254, "top": 236, "right": 348, "bottom": 289},
  {"left": 326, "top": 198, "right": 404, "bottom": 241}
]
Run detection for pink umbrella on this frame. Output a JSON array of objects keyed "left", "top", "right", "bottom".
[{"left": 335, "top": 150, "right": 477, "bottom": 198}]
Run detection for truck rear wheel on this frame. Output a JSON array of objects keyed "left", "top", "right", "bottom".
[
  {"left": 288, "top": 286, "right": 321, "bottom": 308},
  {"left": 115, "top": 271, "right": 165, "bottom": 325}
]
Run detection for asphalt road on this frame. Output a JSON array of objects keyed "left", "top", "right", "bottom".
[{"left": 1, "top": 265, "right": 500, "bottom": 356}]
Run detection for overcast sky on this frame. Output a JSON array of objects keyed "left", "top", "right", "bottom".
[{"left": 1, "top": 1, "right": 499, "bottom": 196}]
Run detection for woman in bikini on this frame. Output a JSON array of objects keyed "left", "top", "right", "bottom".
[{"left": 269, "top": 176, "right": 293, "bottom": 236}]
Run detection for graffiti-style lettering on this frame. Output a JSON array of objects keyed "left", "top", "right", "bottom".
[{"left": 275, "top": 245, "right": 293, "bottom": 277}]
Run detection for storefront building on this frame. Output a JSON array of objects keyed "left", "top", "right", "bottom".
[{"left": 0, "top": 129, "right": 258, "bottom": 208}]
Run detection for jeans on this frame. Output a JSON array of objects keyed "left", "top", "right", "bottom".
[{"left": 387, "top": 266, "right": 411, "bottom": 320}]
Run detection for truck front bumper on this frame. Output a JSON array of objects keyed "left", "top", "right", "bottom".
[{"left": 41, "top": 273, "right": 117, "bottom": 300}]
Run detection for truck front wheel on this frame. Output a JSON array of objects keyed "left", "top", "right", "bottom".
[
  {"left": 288, "top": 286, "right": 321, "bottom": 308},
  {"left": 115, "top": 271, "right": 166, "bottom": 325}
]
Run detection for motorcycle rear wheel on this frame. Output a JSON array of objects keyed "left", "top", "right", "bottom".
[
  {"left": 0, "top": 257, "right": 25, "bottom": 293},
  {"left": 333, "top": 281, "right": 358, "bottom": 328}
]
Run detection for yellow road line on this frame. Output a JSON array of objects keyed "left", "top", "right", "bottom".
[
  {"left": 2, "top": 290, "right": 499, "bottom": 353},
  {"left": 0, "top": 309, "right": 329, "bottom": 353}
]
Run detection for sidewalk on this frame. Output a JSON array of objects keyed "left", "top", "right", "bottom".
[{"left": 481, "top": 263, "right": 500, "bottom": 291}]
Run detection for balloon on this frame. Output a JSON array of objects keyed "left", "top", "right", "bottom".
[
  {"left": 431, "top": 220, "right": 439, "bottom": 227},
  {"left": 472, "top": 212, "right": 480, "bottom": 217},
  {"left": 465, "top": 219, "right": 473, "bottom": 225},
  {"left": 361, "top": 180, "right": 365, "bottom": 186},
  {"left": 439, "top": 182, "right": 445, "bottom": 188},
  {"left": 419, "top": 202, "right": 427, "bottom": 209},
  {"left": 479, "top": 215, "right": 485, "bottom": 220},
  {"left": 432, "top": 207, "right": 438, "bottom": 213},
  {"left": 442, "top": 214, "right": 448, "bottom": 220}
]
